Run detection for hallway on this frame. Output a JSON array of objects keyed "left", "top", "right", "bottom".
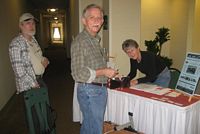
[{"left": 0, "top": 46, "right": 80, "bottom": 134}]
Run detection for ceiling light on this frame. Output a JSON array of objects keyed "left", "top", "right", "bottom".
[{"left": 47, "top": 8, "right": 58, "bottom": 12}]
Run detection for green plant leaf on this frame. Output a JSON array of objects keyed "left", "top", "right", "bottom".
[{"left": 145, "top": 27, "right": 173, "bottom": 67}]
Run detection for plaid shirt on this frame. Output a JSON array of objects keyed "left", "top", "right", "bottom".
[
  {"left": 71, "top": 29, "right": 107, "bottom": 83},
  {"left": 9, "top": 34, "right": 39, "bottom": 93}
]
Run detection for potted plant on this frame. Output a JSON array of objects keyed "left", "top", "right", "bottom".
[{"left": 145, "top": 27, "right": 173, "bottom": 67}]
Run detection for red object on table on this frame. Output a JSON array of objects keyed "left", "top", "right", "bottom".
[{"left": 114, "top": 87, "right": 200, "bottom": 107}]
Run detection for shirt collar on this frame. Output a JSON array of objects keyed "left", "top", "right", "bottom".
[{"left": 83, "top": 29, "right": 101, "bottom": 43}]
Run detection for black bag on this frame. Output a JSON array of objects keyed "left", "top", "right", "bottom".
[{"left": 109, "top": 77, "right": 130, "bottom": 89}]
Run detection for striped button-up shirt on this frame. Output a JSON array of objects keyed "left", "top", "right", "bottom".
[
  {"left": 71, "top": 29, "right": 107, "bottom": 83},
  {"left": 9, "top": 34, "right": 40, "bottom": 93}
]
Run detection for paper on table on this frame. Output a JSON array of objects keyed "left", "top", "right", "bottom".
[
  {"left": 130, "top": 83, "right": 160, "bottom": 91},
  {"left": 165, "top": 91, "right": 181, "bottom": 97},
  {"left": 150, "top": 88, "right": 171, "bottom": 95},
  {"left": 130, "top": 83, "right": 171, "bottom": 95}
]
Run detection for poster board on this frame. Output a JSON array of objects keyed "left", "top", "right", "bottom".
[
  {"left": 195, "top": 79, "right": 200, "bottom": 95},
  {"left": 175, "top": 52, "right": 200, "bottom": 95}
]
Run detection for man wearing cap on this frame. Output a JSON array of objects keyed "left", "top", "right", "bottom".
[{"left": 9, "top": 13, "right": 49, "bottom": 93}]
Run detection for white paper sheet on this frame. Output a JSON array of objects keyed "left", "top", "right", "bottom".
[{"left": 130, "top": 83, "right": 171, "bottom": 95}]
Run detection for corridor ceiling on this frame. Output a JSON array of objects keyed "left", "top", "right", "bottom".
[{"left": 28, "top": 0, "right": 69, "bottom": 10}]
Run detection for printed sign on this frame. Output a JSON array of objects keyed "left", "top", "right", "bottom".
[{"left": 176, "top": 52, "right": 200, "bottom": 95}]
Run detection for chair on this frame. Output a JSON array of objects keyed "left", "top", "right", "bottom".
[
  {"left": 23, "top": 87, "right": 56, "bottom": 134},
  {"left": 168, "top": 68, "right": 181, "bottom": 89}
]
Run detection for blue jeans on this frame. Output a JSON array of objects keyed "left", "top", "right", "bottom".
[
  {"left": 153, "top": 67, "right": 171, "bottom": 88},
  {"left": 77, "top": 83, "right": 107, "bottom": 134}
]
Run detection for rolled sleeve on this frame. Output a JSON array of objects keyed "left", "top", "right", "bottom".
[{"left": 86, "top": 67, "right": 96, "bottom": 83}]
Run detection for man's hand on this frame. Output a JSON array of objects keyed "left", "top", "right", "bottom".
[
  {"left": 103, "top": 68, "right": 119, "bottom": 78},
  {"left": 96, "top": 68, "right": 119, "bottom": 78},
  {"left": 32, "top": 82, "right": 40, "bottom": 89},
  {"left": 41, "top": 57, "right": 49, "bottom": 68}
]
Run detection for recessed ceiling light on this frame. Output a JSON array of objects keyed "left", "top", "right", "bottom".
[{"left": 47, "top": 8, "right": 58, "bottom": 12}]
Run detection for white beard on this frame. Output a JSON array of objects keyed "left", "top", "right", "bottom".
[{"left": 26, "top": 30, "right": 36, "bottom": 36}]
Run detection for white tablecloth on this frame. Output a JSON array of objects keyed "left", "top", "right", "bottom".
[{"left": 73, "top": 85, "right": 200, "bottom": 134}]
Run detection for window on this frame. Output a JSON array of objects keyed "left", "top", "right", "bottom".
[
  {"left": 53, "top": 27, "right": 61, "bottom": 40},
  {"left": 50, "top": 22, "right": 63, "bottom": 44}
]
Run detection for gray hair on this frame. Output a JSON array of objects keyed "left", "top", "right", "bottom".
[
  {"left": 82, "top": 4, "right": 104, "bottom": 18},
  {"left": 122, "top": 39, "right": 139, "bottom": 51}
]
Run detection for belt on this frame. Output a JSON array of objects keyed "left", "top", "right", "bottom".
[
  {"left": 91, "top": 82, "right": 107, "bottom": 87},
  {"left": 36, "top": 75, "right": 42, "bottom": 79},
  {"left": 78, "top": 82, "right": 107, "bottom": 87}
]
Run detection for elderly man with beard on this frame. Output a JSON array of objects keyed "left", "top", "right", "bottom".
[
  {"left": 9, "top": 13, "right": 50, "bottom": 133},
  {"left": 9, "top": 12, "right": 49, "bottom": 93}
]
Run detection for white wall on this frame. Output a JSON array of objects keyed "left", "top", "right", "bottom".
[
  {"left": 109, "top": 0, "right": 141, "bottom": 76},
  {"left": 192, "top": 0, "right": 200, "bottom": 53},
  {"left": 141, "top": 0, "right": 171, "bottom": 54},
  {"left": 0, "top": 0, "right": 26, "bottom": 110},
  {"left": 170, "top": 0, "right": 190, "bottom": 69}
]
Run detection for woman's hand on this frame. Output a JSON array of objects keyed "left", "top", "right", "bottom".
[{"left": 130, "top": 79, "right": 138, "bottom": 86}]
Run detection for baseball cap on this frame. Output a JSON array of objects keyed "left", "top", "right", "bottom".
[{"left": 19, "top": 13, "right": 38, "bottom": 23}]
